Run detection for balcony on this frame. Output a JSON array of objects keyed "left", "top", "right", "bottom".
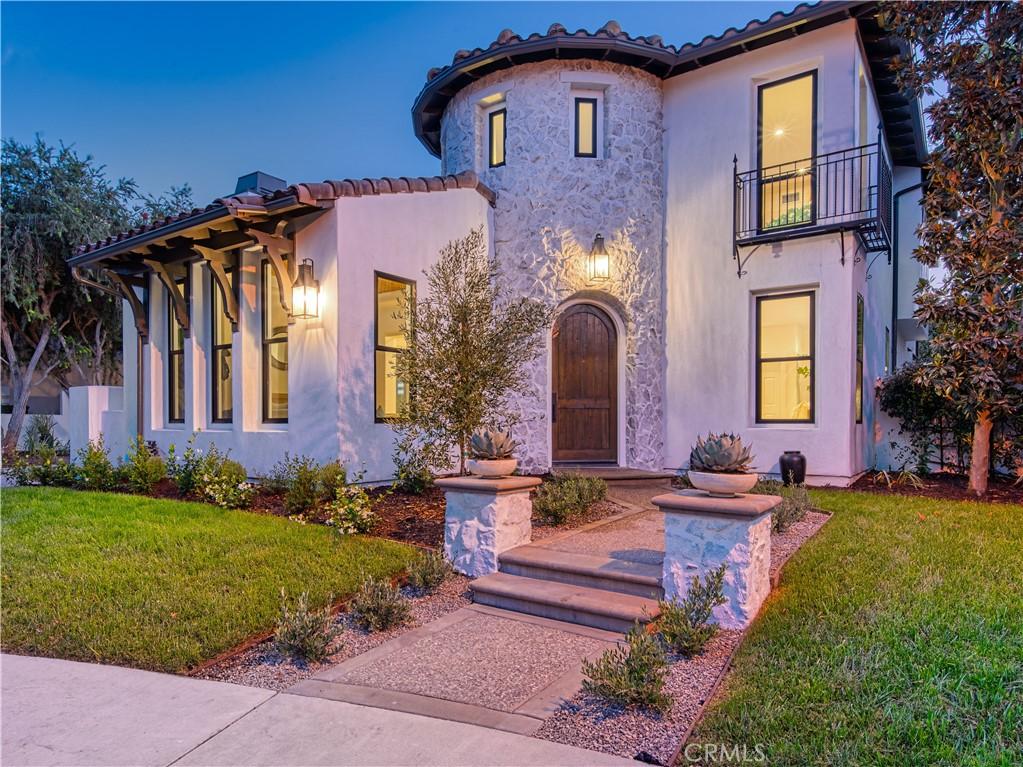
[{"left": 733, "top": 143, "right": 892, "bottom": 259}]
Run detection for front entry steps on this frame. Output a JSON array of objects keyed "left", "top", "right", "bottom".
[{"left": 470, "top": 544, "right": 663, "bottom": 633}]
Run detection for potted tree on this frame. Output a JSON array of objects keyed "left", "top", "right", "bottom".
[
  {"left": 687, "top": 432, "right": 758, "bottom": 497},
  {"left": 466, "top": 430, "right": 518, "bottom": 478}
]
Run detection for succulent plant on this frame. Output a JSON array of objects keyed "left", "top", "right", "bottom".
[
  {"left": 689, "top": 432, "right": 755, "bottom": 474},
  {"left": 469, "top": 429, "right": 517, "bottom": 460}
]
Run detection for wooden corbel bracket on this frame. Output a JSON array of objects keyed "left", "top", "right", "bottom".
[
  {"left": 144, "top": 259, "right": 190, "bottom": 337},
  {"left": 105, "top": 271, "right": 150, "bottom": 343},
  {"left": 192, "top": 245, "right": 240, "bottom": 330},
  {"left": 248, "top": 221, "right": 296, "bottom": 323}
]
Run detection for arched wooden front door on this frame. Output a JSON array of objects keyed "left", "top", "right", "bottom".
[{"left": 552, "top": 304, "right": 618, "bottom": 463}]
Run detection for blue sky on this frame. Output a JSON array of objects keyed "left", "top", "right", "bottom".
[{"left": 2, "top": 1, "right": 802, "bottom": 203}]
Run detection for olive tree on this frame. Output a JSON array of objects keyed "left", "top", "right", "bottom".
[
  {"left": 882, "top": 1, "right": 1023, "bottom": 494},
  {"left": 393, "top": 227, "right": 553, "bottom": 475}
]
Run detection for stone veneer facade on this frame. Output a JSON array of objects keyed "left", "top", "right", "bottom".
[{"left": 440, "top": 60, "right": 666, "bottom": 472}]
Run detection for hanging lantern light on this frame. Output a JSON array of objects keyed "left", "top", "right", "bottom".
[
  {"left": 588, "top": 233, "right": 610, "bottom": 282},
  {"left": 291, "top": 258, "right": 320, "bottom": 319}
]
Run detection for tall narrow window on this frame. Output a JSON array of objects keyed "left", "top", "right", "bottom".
[
  {"left": 488, "top": 107, "right": 506, "bottom": 168},
  {"left": 574, "top": 97, "right": 597, "bottom": 158},
  {"left": 375, "top": 273, "right": 414, "bottom": 421},
  {"left": 884, "top": 327, "right": 891, "bottom": 374},
  {"left": 758, "top": 71, "right": 817, "bottom": 231},
  {"left": 855, "top": 294, "right": 864, "bottom": 424},
  {"left": 262, "top": 261, "right": 288, "bottom": 423},
  {"left": 756, "top": 291, "right": 814, "bottom": 423},
  {"left": 210, "top": 268, "right": 235, "bottom": 423},
  {"left": 167, "top": 275, "right": 188, "bottom": 424}
]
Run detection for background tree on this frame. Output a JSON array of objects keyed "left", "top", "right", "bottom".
[
  {"left": 882, "top": 2, "right": 1023, "bottom": 495},
  {"left": 1, "top": 137, "right": 193, "bottom": 452},
  {"left": 393, "top": 227, "right": 553, "bottom": 475}
]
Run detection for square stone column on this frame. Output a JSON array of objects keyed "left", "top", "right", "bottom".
[
  {"left": 436, "top": 476, "right": 542, "bottom": 578},
  {"left": 652, "top": 490, "right": 781, "bottom": 629}
]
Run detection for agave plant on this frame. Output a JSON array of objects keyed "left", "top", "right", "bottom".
[
  {"left": 689, "top": 432, "right": 755, "bottom": 474},
  {"left": 469, "top": 429, "right": 517, "bottom": 460}
]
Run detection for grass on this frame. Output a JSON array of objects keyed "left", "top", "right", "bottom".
[
  {"left": 690, "top": 490, "right": 1022, "bottom": 766},
  {"left": 1, "top": 487, "right": 420, "bottom": 673}
]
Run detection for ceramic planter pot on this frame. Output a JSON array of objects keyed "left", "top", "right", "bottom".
[
  {"left": 466, "top": 458, "right": 518, "bottom": 478},
  {"left": 779, "top": 451, "right": 806, "bottom": 485},
  {"left": 687, "top": 470, "right": 758, "bottom": 497}
]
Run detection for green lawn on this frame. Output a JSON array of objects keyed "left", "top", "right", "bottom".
[
  {"left": 1, "top": 487, "right": 420, "bottom": 672},
  {"left": 690, "top": 490, "right": 1022, "bottom": 766}
]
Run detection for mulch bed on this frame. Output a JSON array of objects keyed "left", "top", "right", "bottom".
[
  {"left": 849, "top": 471, "right": 1023, "bottom": 505},
  {"left": 534, "top": 509, "right": 832, "bottom": 766}
]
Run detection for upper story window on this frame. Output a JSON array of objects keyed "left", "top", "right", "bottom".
[
  {"left": 755, "top": 290, "right": 814, "bottom": 423},
  {"left": 574, "top": 97, "right": 598, "bottom": 158},
  {"left": 167, "top": 274, "right": 189, "bottom": 424},
  {"left": 210, "top": 268, "right": 235, "bottom": 424},
  {"left": 758, "top": 71, "right": 817, "bottom": 231},
  {"left": 261, "top": 261, "right": 288, "bottom": 423},
  {"left": 855, "top": 294, "right": 864, "bottom": 424},
  {"left": 487, "top": 105, "right": 506, "bottom": 168},
  {"left": 375, "top": 273, "right": 414, "bottom": 421}
]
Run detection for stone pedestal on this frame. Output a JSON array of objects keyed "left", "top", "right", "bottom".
[
  {"left": 436, "top": 476, "right": 542, "bottom": 577},
  {"left": 652, "top": 490, "right": 781, "bottom": 629}
]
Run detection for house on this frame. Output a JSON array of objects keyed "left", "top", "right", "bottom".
[{"left": 69, "top": 0, "right": 929, "bottom": 485}]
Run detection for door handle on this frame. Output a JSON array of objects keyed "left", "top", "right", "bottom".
[{"left": 552, "top": 392, "right": 557, "bottom": 422}]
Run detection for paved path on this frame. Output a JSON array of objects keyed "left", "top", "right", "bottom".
[{"left": 1, "top": 654, "right": 634, "bottom": 766}]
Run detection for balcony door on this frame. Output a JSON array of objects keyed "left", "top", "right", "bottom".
[{"left": 758, "top": 71, "right": 817, "bottom": 231}]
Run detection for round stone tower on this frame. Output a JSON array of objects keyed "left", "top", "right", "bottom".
[{"left": 413, "top": 23, "right": 670, "bottom": 472}]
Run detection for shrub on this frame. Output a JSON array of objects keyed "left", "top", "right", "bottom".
[
  {"left": 581, "top": 624, "right": 670, "bottom": 712},
  {"left": 22, "top": 414, "right": 66, "bottom": 454},
  {"left": 406, "top": 550, "right": 451, "bottom": 593},
  {"left": 273, "top": 589, "right": 341, "bottom": 663},
  {"left": 391, "top": 438, "right": 434, "bottom": 495},
  {"left": 324, "top": 483, "right": 375, "bottom": 535},
  {"left": 772, "top": 483, "right": 812, "bottom": 533},
  {"left": 196, "top": 456, "right": 253, "bottom": 509},
  {"left": 123, "top": 436, "right": 166, "bottom": 494},
  {"left": 266, "top": 454, "right": 347, "bottom": 513},
  {"left": 349, "top": 575, "right": 411, "bottom": 632},
  {"left": 533, "top": 474, "right": 607, "bottom": 525},
  {"left": 7, "top": 446, "right": 75, "bottom": 487},
  {"left": 166, "top": 433, "right": 205, "bottom": 495},
  {"left": 74, "top": 438, "right": 117, "bottom": 491},
  {"left": 658, "top": 564, "right": 727, "bottom": 657},
  {"left": 749, "top": 477, "right": 784, "bottom": 495}
]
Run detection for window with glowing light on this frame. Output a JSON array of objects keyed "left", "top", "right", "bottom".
[
  {"left": 210, "top": 267, "right": 235, "bottom": 424},
  {"left": 167, "top": 274, "right": 189, "bottom": 424},
  {"left": 574, "top": 97, "right": 597, "bottom": 158},
  {"left": 855, "top": 294, "right": 864, "bottom": 424},
  {"left": 756, "top": 291, "right": 814, "bottom": 423},
  {"left": 374, "top": 273, "right": 414, "bottom": 421},
  {"left": 488, "top": 107, "right": 506, "bottom": 168},
  {"left": 758, "top": 71, "right": 817, "bottom": 230},
  {"left": 262, "top": 261, "right": 288, "bottom": 423}
]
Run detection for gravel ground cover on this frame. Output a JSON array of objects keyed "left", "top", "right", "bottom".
[
  {"left": 534, "top": 510, "right": 831, "bottom": 765},
  {"left": 195, "top": 576, "right": 472, "bottom": 691}
]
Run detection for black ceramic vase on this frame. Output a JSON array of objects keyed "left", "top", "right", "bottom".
[{"left": 779, "top": 451, "right": 806, "bottom": 485}]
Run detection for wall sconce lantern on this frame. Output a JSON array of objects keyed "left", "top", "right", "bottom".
[
  {"left": 588, "top": 233, "right": 610, "bottom": 282},
  {"left": 292, "top": 258, "right": 320, "bottom": 319}
]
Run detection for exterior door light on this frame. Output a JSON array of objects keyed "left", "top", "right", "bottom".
[
  {"left": 588, "top": 233, "right": 610, "bottom": 282},
  {"left": 292, "top": 258, "right": 320, "bottom": 319}
]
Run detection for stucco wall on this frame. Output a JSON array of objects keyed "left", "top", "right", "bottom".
[{"left": 441, "top": 60, "right": 666, "bottom": 472}]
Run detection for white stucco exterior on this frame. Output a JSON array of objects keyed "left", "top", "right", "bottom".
[{"left": 86, "top": 8, "right": 927, "bottom": 486}]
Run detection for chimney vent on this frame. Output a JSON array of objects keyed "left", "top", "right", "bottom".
[{"left": 234, "top": 171, "right": 287, "bottom": 195}]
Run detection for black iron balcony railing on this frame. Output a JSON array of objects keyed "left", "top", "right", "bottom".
[{"left": 733, "top": 142, "right": 892, "bottom": 255}]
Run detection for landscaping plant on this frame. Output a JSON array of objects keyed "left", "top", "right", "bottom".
[
  {"left": 390, "top": 436, "right": 434, "bottom": 495},
  {"left": 581, "top": 623, "right": 670, "bottom": 712},
  {"left": 392, "top": 227, "right": 553, "bottom": 475},
  {"left": 196, "top": 454, "right": 252, "bottom": 509},
  {"left": 658, "top": 564, "right": 727, "bottom": 657},
  {"left": 689, "top": 433, "right": 755, "bottom": 473},
  {"left": 21, "top": 414, "right": 66, "bottom": 454},
  {"left": 123, "top": 436, "right": 166, "bottom": 494},
  {"left": 406, "top": 550, "right": 451, "bottom": 593},
  {"left": 166, "top": 433, "right": 205, "bottom": 495},
  {"left": 349, "top": 575, "right": 411, "bottom": 632},
  {"left": 882, "top": 1, "right": 1023, "bottom": 495},
  {"left": 770, "top": 482, "right": 812, "bottom": 533},
  {"left": 73, "top": 438, "right": 117, "bottom": 491},
  {"left": 533, "top": 474, "right": 607, "bottom": 525},
  {"left": 7, "top": 445, "right": 75, "bottom": 487},
  {"left": 324, "top": 482, "right": 375, "bottom": 536},
  {"left": 273, "top": 589, "right": 341, "bottom": 663}
]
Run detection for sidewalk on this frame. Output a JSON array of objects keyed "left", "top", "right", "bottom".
[{"left": 1, "top": 654, "right": 633, "bottom": 767}]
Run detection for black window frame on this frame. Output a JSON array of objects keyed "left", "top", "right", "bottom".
[
  {"left": 210, "top": 265, "right": 236, "bottom": 424},
  {"left": 261, "top": 260, "right": 288, "bottom": 424},
  {"left": 574, "top": 96, "right": 598, "bottom": 158},
  {"left": 167, "top": 271, "right": 190, "bottom": 425},
  {"left": 855, "top": 294, "right": 864, "bottom": 424},
  {"left": 755, "top": 290, "right": 816, "bottom": 424},
  {"left": 756, "top": 69, "right": 819, "bottom": 234},
  {"left": 488, "top": 107, "right": 506, "bottom": 168},
  {"left": 374, "top": 271, "right": 415, "bottom": 424}
]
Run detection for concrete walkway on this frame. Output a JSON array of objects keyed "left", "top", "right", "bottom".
[{"left": 1, "top": 654, "right": 634, "bottom": 767}]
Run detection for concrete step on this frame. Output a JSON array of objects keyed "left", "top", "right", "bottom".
[
  {"left": 499, "top": 545, "right": 664, "bottom": 600},
  {"left": 470, "top": 572, "right": 661, "bottom": 633}
]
